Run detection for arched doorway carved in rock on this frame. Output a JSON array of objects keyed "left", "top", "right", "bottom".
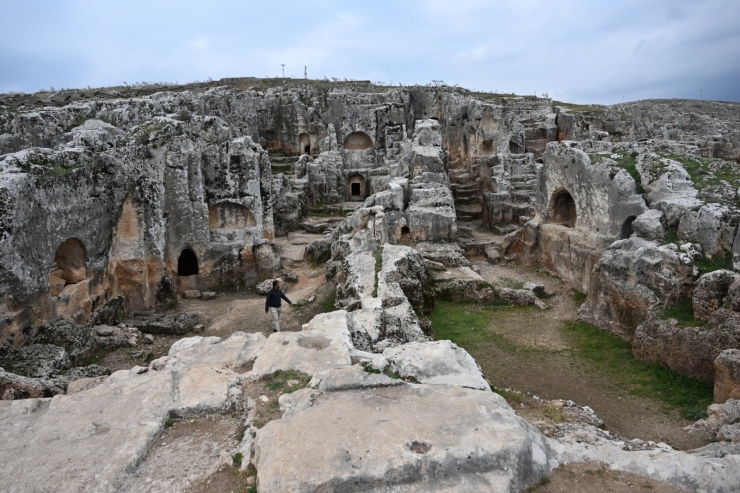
[
  {"left": 620, "top": 216, "right": 637, "bottom": 239},
  {"left": 50, "top": 238, "right": 87, "bottom": 295},
  {"left": 299, "top": 133, "right": 311, "bottom": 155},
  {"left": 178, "top": 249, "right": 199, "bottom": 276},
  {"left": 343, "top": 131, "right": 373, "bottom": 151},
  {"left": 550, "top": 189, "right": 577, "bottom": 227}
]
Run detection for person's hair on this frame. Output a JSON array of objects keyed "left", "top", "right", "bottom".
[{"left": 272, "top": 279, "right": 280, "bottom": 288}]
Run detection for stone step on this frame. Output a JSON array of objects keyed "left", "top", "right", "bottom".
[
  {"left": 510, "top": 192, "right": 534, "bottom": 203},
  {"left": 451, "top": 184, "right": 479, "bottom": 194},
  {"left": 272, "top": 163, "right": 294, "bottom": 174},
  {"left": 455, "top": 204, "right": 483, "bottom": 220},
  {"left": 508, "top": 174, "right": 537, "bottom": 183},
  {"left": 449, "top": 173, "right": 470, "bottom": 184},
  {"left": 492, "top": 223, "right": 520, "bottom": 235},
  {"left": 458, "top": 237, "right": 502, "bottom": 256}
]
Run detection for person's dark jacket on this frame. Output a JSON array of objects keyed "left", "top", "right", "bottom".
[{"left": 265, "top": 288, "right": 292, "bottom": 312}]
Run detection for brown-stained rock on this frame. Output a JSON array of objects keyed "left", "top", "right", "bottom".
[
  {"left": 633, "top": 309, "right": 740, "bottom": 382},
  {"left": 66, "top": 375, "right": 108, "bottom": 395},
  {"left": 183, "top": 290, "right": 201, "bottom": 299},
  {"left": 579, "top": 237, "right": 696, "bottom": 340},
  {"left": 49, "top": 273, "right": 66, "bottom": 297},
  {"left": 0, "top": 369, "right": 63, "bottom": 399},
  {"left": 715, "top": 349, "right": 740, "bottom": 403}
]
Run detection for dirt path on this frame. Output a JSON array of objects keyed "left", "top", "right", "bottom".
[
  {"left": 100, "top": 232, "right": 335, "bottom": 372},
  {"left": 458, "top": 256, "right": 712, "bottom": 451}
]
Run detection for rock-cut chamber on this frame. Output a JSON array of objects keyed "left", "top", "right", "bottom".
[{"left": 550, "top": 190, "right": 577, "bottom": 227}]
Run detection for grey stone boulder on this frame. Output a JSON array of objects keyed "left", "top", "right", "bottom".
[
  {"left": 93, "top": 325, "right": 143, "bottom": 350},
  {"left": 304, "top": 237, "right": 332, "bottom": 264},
  {"left": 633, "top": 309, "right": 740, "bottom": 382},
  {"left": 0, "top": 344, "right": 70, "bottom": 378},
  {"left": 692, "top": 270, "right": 740, "bottom": 321},
  {"left": 122, "top": 311, "right": 203, "bottom": 335},
  {"left": 51, "top": 364, "right": 111, "bottom": 392},
  {"left": 255, "top": 279, "right": 288, "bottom": 295},
  {"left": 631, "top": 209, "right": 665, "bottom": 241},
  {"left": 715, "top": 349, "right": 740, "bottom": 403},
  {"left": 382, "top": 340, "right": 491, "bottom": 391},
  {"left": 251, "top": 310, "right": 354, "bottom": 377},
  {"left": 678, "top": 203, "right": 738, "bottom": 258},
  {"left": 254, "top": 384, "right": 553, "bottom": 492},
  {"left": 183, "top": 290, "right": 201, "bottom": 299},
  {"left": 0, "top": 369, "right": 63, "bottom": 399}
]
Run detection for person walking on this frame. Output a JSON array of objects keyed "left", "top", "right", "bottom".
[{"left": 265, "top": 279, "right": 292, "bottom": 332}]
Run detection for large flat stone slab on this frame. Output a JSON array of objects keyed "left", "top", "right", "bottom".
[
  {"left": 254, "top": 384, "right": 553, "bottom": 492},
  {"left": 0, "top": 332, "right": 263, "bottom": 493},
  {"left": 251, "top": 310, "right": 354, "bottom": 376}
]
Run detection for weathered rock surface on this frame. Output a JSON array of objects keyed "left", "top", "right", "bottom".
[
  {"left": 714, "top": 349, "right": 740, "bottom": 403},
  {"left": 255, "top": 384, "right": 554, "bottom": 493},
  {"left": 632, "top": 209, "right": 666, "bottom": 241},
  {"left": 122, "top": 311, "right": 203, "bottom": 335},
  {"left": 0, "top": 331, "right": 262, "bottom": 493},
  {"left": 0, "top": 369, "right": 63, "bottom": 399},
  {"left": 579, "top": 237, "right": 696, "bottom": 340},
  {"left": 382, "top": 340, "right": 491, "bottom": 390},
  {"left": 633, "top": 309, "right": 740, "bottom": 382}
]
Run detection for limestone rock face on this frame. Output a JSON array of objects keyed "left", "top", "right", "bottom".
[
  {"left": 0, "top": 331, "right": 262, "bottom": 493},
  {"left": 631, "top": 209, "right": 665, "bottom": 241},
  {"left": 0, "top": 117, "right": 275, "bottom": 343},
  {"left": 715, "top": 349, "right": 740, "bottom": 403},
  {"left": 382, "top": 340, "right": 491, "bottom": 390},
  {"left": 678, "top": 203, "right": 738, "bottom": 258},
  {"left": 692, "top": 269, "right": 740, "bottom": 321},
  {"left": 579, "top": 237, "right": 696, "bottom": 340},
  {"left": 536, "top": 142, "right": 646, "bottom": 237},
  {"left": 633, "top": 309, "right": 740, "bottom": 382},
  {"left": 0, "top": 369, "right": 63, "bottom": 399},
  {"left": 254, "top": 384, "right": 554, "bottom": 493}
]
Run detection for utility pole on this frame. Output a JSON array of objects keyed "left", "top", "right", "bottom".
[
  {"left": 281, "top": 64, "right": 285, "bottom": 78},
  {"left": 304, "top": 66, "right": 307, "bottom": 79}
]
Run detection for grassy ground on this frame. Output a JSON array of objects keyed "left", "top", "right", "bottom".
[{"left": 429, "top": 301, "right": 713, "bottom": 421}]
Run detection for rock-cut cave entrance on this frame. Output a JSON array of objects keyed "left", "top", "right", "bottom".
[
  {"left": 299, "top": 133, "right": 311, "bottom": 155},
  {"left": 347, "top": 174, "right": 366, "bottom": 201},
  {"left": 50, "top": 238, "right": 87, "bottom": 294},
  {"left": 551, "top": 190, "right": 577, "bottom": 228},
  {"left": 621, "top": 216, "right": 637, "bottom": 239},
  {"left": 178, "top": 249, "right": 199, "bottom": 276}
]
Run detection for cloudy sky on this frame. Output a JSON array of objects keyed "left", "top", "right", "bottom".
[{"left": 1, "top": 0, "right": 739, "bottom": 104}]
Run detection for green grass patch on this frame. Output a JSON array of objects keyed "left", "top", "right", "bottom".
[
  {"left": 318, "top": 289, "right": 336, "bottom": 313},
  {"left": 232, "top": 452, "right": 243, "bottom": 467},
  {"left": 661, "top": 299, "right": 705, "bottom": 328},
  {"left": 663, "top": 229, "right": 679, "bottom": 245},
  {"left": 361, "top": 361, "right": 381, "bottom": 374},
  {"left": 663, "top": 152, "right": 740, "bottom": 199},
  {"left": 614, "top": 152, "right": 643, "bottom": 193},
  {"left": 262, "top": 370, "right": 311, "bottom": 394},
  {"left": 561, "top": 321, "right": 713, "bottom": 417},
  {"left": 372, "top": 248, "right": 383, "bottom": 297},
  {"left": 695, "top": 250, "right": 734, "bottom": 274},
  {"left": 498, "top": 277, "right": 524, "bottom": 290},
  {"left": 571, "top": 289, "right": 587, "bottom": 306},
  {"left": 429, "top": 300, "right": 713, "bottom": 419},
  {"left": 65, "top": 116, "right": 90, "bottom": 132}
]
